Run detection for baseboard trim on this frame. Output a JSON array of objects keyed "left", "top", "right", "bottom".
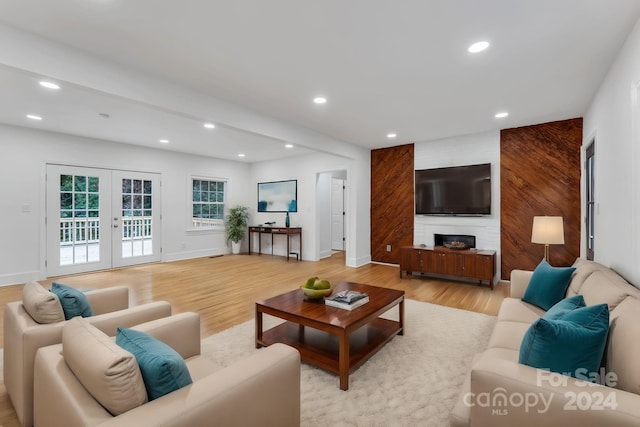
[
  {"left": 0, "top": 270, "right": 41, "bottom": 287},
  {"left": 163, "top": 248, "right": 229, "bottom": 262}
]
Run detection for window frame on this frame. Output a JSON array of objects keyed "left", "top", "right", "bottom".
[{"left": 188, "top": 175, "right": 227, "bottom": 232}]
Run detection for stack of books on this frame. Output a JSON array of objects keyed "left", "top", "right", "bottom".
[{"left": 324, "top": 290, "right": 369, "bottom": 310}]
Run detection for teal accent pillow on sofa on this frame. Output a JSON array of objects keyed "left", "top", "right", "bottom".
[
  {"left": 543, "top": 295, "right": 585, "bottom": 320},
  {"left": 522, "top": 260, "right": 576, "bottom": 310},
  {"left": 116, "top": 328, "right": 193, "bottom": 400},
  {"left": 519, "top": 302, "right": 609, "bottom": 378},
  {"left": 50, "top": 282, "right": 94, "bottom": 320}
]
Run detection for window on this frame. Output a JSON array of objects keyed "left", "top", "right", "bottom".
[{"left": 191, "top": 177, "right": 226, "bottom": 229}]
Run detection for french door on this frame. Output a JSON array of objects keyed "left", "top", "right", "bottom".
[{"left": 46, "top": 165, "right": 161, "bottom": 277}]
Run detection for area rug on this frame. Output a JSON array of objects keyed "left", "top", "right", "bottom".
[{"left": 201, "top": 300, "right": 496, "bottom": 427}]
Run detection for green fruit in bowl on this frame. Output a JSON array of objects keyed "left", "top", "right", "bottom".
[
  {"left": 313, "top": 279, "right": 331, "bottom": 290},
  {"left": 304, "top": 276, "right": 318, "bottom": 289},
  {"left": 300, "top": 278, "right": 332, "bottom": 299}
]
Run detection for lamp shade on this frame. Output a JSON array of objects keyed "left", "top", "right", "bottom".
[{"left": 531, "top": 216, "right": 565, "bottom": 244}]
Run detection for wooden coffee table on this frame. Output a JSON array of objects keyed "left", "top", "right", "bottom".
[{"left": 255, "top": 282, "right": 404, "bottom": 390}]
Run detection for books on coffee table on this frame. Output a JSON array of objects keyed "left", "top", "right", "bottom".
[{"left": 325, "top": 290, "right": 369, "bottom": 310}]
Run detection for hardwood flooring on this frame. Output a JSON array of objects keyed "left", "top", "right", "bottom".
[{"left": 0, "top": 251, "right": 509, "bottom": 425}]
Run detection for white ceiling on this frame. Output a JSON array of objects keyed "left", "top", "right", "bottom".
[{"left": 1, "top": 0, "right": 639, "bottom": 161}]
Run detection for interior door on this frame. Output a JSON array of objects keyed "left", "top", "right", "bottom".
[
  {"left": 46, "top": 165, "right": 112, "bottom": 276},
  {"left": 46, "top": 165, "right": 161, "bottom": 276},
  {"left": 331, "top": 178, "right": 345, "bottom": 251}
]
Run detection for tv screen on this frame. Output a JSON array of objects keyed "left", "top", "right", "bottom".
[
  {"left": 257, "top": 180, "right": 298, "bottom": 212},
  {"left": 415, "top": 163, "right": 491, "bottom": 215}
]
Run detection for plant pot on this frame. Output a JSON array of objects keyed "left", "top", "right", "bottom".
[{"left": 231, "top": 241, "right": 241, "bottom": 254}]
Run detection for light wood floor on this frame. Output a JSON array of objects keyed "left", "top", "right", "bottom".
[{"left": 0, "top": 252, "right": 509, "bottom": 426}]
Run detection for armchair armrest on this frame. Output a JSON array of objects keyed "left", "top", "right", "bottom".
[
  {"left": 510, "top": 269, "right": 534, "bottom": 299},
  {"left": 97, "top": 343, "right": 301, "bottom": 427},
  {"left": 87, "top": 301, "right": 172, "bottom": 337},
  {"left": 131, "top": 312, "right": 201, "bottom": 359},
  {"left": 85, "top": 286, "right": 129, "bottom": 315},
  {"left": 469, "top": 357, "right": 640, "bottom": 427}
]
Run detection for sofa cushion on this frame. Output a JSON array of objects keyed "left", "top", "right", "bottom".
[
  {"left": 522, "top": 260, "right": 575, "bottom": 310},
  {"left": 566, "top": 259, "right": 605, "bottom": 296},
  {"left": 519, "top": 303, "right": 609, "bottom": 378},
  {"left": 607, "top": 297, "right": 640, "bottom": 394},
  {"left": 579, "top": 270, "right": 637, "bottom": 310},
  {"left": 116, "top": 327, "right": 193, "bottom": 400},
  {"left": 543, "top": 295, "right": 585, "bottom": 320},
  {"left": 497, "top": 298, "right": 545, "bottom": 323},
  {"left": 487, "top": 320, "right": 533, "bottom": 351},
  {"left": 22, "top": 281, "right": 65, "bottom": 324},
  {"left": 62, "top": 317, "right": 148, "bottom": 415},
  {"left": 51, "top": 282, "right": 94, "bottom": 320}
]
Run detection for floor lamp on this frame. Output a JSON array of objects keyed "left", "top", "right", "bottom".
[{"left": 531, "top": 216, "right": 565, "bottom": 263}]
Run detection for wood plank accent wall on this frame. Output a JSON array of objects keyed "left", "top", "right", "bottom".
[
  {"left": 500, "top": 118, "right": 582, "bottom": 279},
  {"left": 371, "top": 144, "right": 415, "bottom": 264}
]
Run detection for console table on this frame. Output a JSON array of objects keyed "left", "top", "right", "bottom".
[
  {"left": 399, "top": 246, "right": 496, "bottom": 288},
  {"left": 248, "top": 226, "right": 302, "bottom": 261}
]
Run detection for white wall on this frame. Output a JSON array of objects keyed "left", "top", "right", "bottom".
[
  {"left": 583, "top": 17, "right": 640, "bottom": 285},
  {"left": 0, "top": 124, "right": 251, "bottom": 285},
  {"left": 249, "top": 153, "right": 366, "bottom": 265},
  {"left": 413, "top": 130, "right": 501, "bottom": 277},
  {"left": 317, "top": 173, "right": 332, "bottom": 259}
]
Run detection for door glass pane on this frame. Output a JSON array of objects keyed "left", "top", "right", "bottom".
[
  {"left": 121, "top": 177, "right": 153, "bottom": 258},
  {"left": 59, "top": 174, "right": 100, "bottom": 266}
]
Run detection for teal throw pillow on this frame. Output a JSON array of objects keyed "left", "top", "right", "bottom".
[
  {"left": 522, "top": 260, "right": 576, "bottom": 311},
  {"left": 543, "top": 295, "right": 585, "bottom": 320},
  {"left": 50, "top": 282, "right": 94, "bottom": 320},
  {"left": 519, "top": 303, "right": 609, "bottom": 378},
  {"left": 116, "top": 328, "right": 193, "bottom": 400}
]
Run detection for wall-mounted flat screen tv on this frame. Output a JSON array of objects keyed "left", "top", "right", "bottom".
[
  {"left": 257, "top": 180, "right": 298, "bottom": 212},
  {"left": 415, "top": 163, "right": 491, "bottom": 215}
]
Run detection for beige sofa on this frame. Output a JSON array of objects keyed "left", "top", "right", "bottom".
[
  {"left": 451, "top": 259, "right": 640, "bottom": 426},
  {"left": 4, "top": 284, "right": 172, "bottom": 427},
  {"left": 33, "top": 312, "right": 301, "bottom": 427}
]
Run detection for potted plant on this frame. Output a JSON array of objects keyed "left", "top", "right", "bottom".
[{"left": 225, "top": 205, "right": 249, "bottom": 254}]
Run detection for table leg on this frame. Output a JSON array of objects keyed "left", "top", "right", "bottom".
[
  {"left": 255, "top": 307, "right": 263, "bottom": 348},
  {"left": 287, "top": 233, "right": 290, "bottom": 261},
  {"left": 248, "top": 230, "right": 252, "bottom": 255},
  {"left": 399, "top": 298, "right": 405, "bottom": 336},
  {"left": 339, "top": 331, "right": 350, "bottom": 390},
  {"left": 299, "top": 231, "right": 302, "bottom": 261}
]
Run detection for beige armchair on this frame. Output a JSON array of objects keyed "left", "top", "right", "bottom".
[
  {"left": 4, "top": 283, "right": 172, "bottom": 427},
  {"left": 33, "top": 312, "right": 301, "bottom": 427}
]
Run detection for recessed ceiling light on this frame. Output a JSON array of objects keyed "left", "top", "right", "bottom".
[
  {"left": 468, "top": 41, "right": 490, "bottom": 53},
  {"left": 495, "top": 112, "right": 509, "bottom": 118},
  {"left": 285, "top": 144, "right": 293, "bottom": 148},
  {"left": 204, "top": 123, "right": 215, "bottom": 129},
  {"left": 238, "top": 153, "right": 246, "bottom": 157},
  {"left": 26, "top": 114, "right": 42, "bottom": 120},
  {"left": 313, "top": 96, "right": 327, "bottom": 104},
  {"left": 159, "top": 139, "right": 170, "bottom": 144},
  {"left": 387, "top": 133, "right": 397, "bottom": 139},
  {"left": 39, "top": 81, "right": 60, "bottom": 90}
]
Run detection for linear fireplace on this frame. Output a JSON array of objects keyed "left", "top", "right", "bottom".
[{"left": 434, "top": 234, "right": 476, "bottom": 249}]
